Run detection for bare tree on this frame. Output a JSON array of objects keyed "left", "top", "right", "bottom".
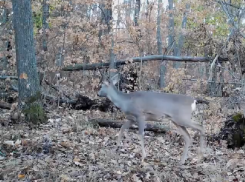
[
  {"left": 173, "top": 3, "right": 190, "bottom": 68},
  {"left": 134, "top": 0, "right": 140, "bottom": 26},
  {"left": 42, "top": 0, "right": 49, "bottom": 51},
  {"left": 157, "top": 0, "right": 166, "bottom": 88}
]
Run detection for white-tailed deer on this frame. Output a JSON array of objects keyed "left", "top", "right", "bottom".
[{"left": 97, "top": 74, "right": 205, "bottom": 164}]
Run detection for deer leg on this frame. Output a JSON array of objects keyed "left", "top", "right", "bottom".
[
  {"left": 173, "top": 112, "right": 206, "bottom": 156},
  {"left": 117, "top": 120, "right": 132, "bottom": 146},
  {"left": 191, "top": 122, "right": 205, "bottom": 154},
  {"left": 173, "top": 123, "right": 191, "bottom": 164},
  {"left": 137, "top": 116, "right": 146, "bottom": 162}
]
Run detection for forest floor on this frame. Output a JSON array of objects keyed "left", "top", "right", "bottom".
[{"left": 0, "top": 108, "right": 245, "bottom": 182}]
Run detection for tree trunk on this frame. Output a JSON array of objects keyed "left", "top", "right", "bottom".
[
  {"left": 156, "top": 0, "right": 163, "bottom": 55},
  {"left": 156, "top": 0, "right": 166, "bottom": 88},
  {"left": 42, "top": 0, "right": 49, "bottom": 51},
  {"left": 208, "top": 56, "right": 218, "bottom": 96},
  {"left": 173, "top": 3, "right": 190, "bottom": 68},
  {"left": 125, "top": 0, "right": 132, "bottom": 19},
  {"left": 12, "top": 0, "right": 46, "bottom": 124},
  {"left": 99, "top": 0, "right": 112, "bottom": 39},
  {"left": 167, "top": 0, "right": 174, "bottom": 53},
  {"left": 0, "top": 7, "right": 10, "bottom": 71},
  {"left": 134, "top": 0, "right": 140, "bottom": 26},
  {"left": 109, "top": 37, "right": 116, "bottom": 78}
]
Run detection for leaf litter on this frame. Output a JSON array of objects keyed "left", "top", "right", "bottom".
[{"left": 0, "top": 109, "right": 245, "bottom": 182}]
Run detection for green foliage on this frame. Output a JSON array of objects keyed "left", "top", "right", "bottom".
[
  {"left": 186, "top": 19, "right": 198, "bottom": 29},
  {"left": 33, "top": 10, "right": 42, "bottom": 34},
  {"left": 205, "top": 11, "right": 229, "bottom": 37},
  {"left": 232, "top": 112, "right": 243, "bottom": 122},
  {"left": 22, "top": 91, "right": 47, "bottom": 126},
  {"left": 26, "top": 91, "right": 42, "bottom": 104},
  {"left": 23, "top": 104, "right": 47, "bottom": 125},
  {"left": 50, "top": 4, "right": 55, "bottom": 12},
  {"left": 186, "top": 2, "right": 229, "bottom": 37}
]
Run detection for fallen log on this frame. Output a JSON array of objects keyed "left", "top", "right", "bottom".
[
  {"left": 0, "top": 76, "right": 18, "bottom": 80},
  {"left": 0, "top": 101, "right": 11, "bottom": 110},
  {"left": 89, "top": 118, "right": 170, "bottom": 133},
  {"left": 62, "top": 55, "right": 228, "bottom": 71}
]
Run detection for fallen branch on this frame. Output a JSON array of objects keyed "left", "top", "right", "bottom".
[
  {"left": 44, "top": 79, "right": 71, "bottom": 100},
  {"left": 62, "top": 55, "right": 228, "bottom": 71},
  {"left": 0, "top": 101, "right": 11, "bottom": 110},
  {"left": 89, "top": 118, "right": 170, "bottom": 133},
  {"left": 0, "top": 76, "right": 18, "bottom": 80},
  {"left": 182, "top": 78, "right": 242, "bottom": 85}
]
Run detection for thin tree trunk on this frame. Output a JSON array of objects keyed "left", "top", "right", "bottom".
[
  {"left": 167, "top": 0, "right": 174, "bottom": 53},
  {"left": 99, "top": 0, "right": 112, "bottom": 40},
  {"left": 0, "top": 7, "right": 10, "bottom": 70},
  {"left": 173, "top": 3, "right": 190, "bottom": 68},
  {"left": 156, "top": 0, "right": 166, "bottom": 88},
  {"left": 109, "top": 36, "right": 116, "bottom": 79},
  {"left": 134, "top": 0, "right": 140, "bottom": 26},
  {"left": 42, "top": 0, "right": 49, "bottom": 51},
  {"left": 157, "top": 0, "right": 163, "bottom": 55}
]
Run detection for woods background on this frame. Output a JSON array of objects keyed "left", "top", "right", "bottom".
[{"left": 0, "top": 0, "right": 245, "bottom": 181}]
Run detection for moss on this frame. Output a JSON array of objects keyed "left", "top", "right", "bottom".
[
  {"left": 33, "top": 11, "right": 42, "bottom": 35},
  {"left": 22, "top": 91, "right": 47, "bottom": 126},
  {"left": 232, "top": 113, "right": 244, "bottom": 122}
]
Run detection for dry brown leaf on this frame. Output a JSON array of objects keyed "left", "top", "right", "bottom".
[
  {"left": 19, "top": 73, "right": 28, "bottom": 79},
  {"left": 18, "top": 174, "right": 25, "bottom": 179},
  {"left": 21, "top": 139, "right": 31, "bottom": 146},
  {"left": 60, "top": 141, "right": 71, "bottom": 148},
  {"left": 60, "top": 174, "right": 70, "bottom": 182}
]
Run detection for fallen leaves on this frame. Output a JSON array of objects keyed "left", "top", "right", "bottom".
[
  {"left": 18, "top": 174, "right": 25, "bottom": 179},
  {"left": 59, "top": 141, "right": 73, "bottom": 149},
  {"left": 1, "top": 110, "right": 245, "bottom": 181}
]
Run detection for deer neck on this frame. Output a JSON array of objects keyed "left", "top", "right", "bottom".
[{"left": 107, "top": 86, "right": 128, "bottom": 110}]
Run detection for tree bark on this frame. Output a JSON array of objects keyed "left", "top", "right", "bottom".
[
  {"left": 156, "top": 0, "right": 166, "bottom": 88},
  {"left": 12, "top": 0, "right": 41, "bottom": 108},
  {"left": 12, "top": 0, "right": 47, "bottom": 125},
  {"left": 167, "top": 0, "right": 174, "bottom": 53},
  {"left": 42, "top": 0, "right": 49, "bottom": 51},
  {"left": 134, "top": 0, "right": 140, "bottom": 26},
  {"left": 173, "top": 3, "right": 190, "bottom": 68}
]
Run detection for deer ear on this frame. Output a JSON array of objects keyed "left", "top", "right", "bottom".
[{"left": 111, "top": 74, "right": 120, "bottom": 85}]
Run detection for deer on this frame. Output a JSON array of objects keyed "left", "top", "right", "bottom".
[{"left": 97, "top": 74, "right": 205, "bottom": 164}]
